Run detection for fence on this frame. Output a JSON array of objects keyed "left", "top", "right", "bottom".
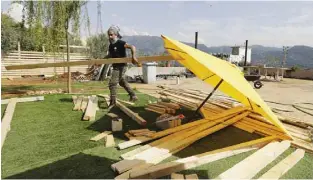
[{"left": 1, "top": 44, "right": 91, "bottom": 78}]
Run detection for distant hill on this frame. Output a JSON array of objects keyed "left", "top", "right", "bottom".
[{"left": 122, "top": 35, "right": 313, "bottom": 68}]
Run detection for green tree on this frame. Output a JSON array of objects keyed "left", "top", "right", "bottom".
[
  {"left": 86, "top": 33, "right": 109, "bottom": 59},
  {"left": 1, "top": 14, "right": 20, "bottom": 54},
  {"left": 20, "top": 1, "right": 89, "bottom": 93}
]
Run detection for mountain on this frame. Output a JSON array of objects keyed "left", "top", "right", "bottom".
[{"left": 123, "top": 35, "right": 313, "bottom": 68}]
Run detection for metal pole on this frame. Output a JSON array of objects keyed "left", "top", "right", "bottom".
[
  {"left": 244, "top": 40, "right": 248, "bottom": 66},
  {"left": 194, "top": 79, "right": 224, "bottom": 115},
  {"left": 195, "top": 32, "right": 198, "bottom": 49}
]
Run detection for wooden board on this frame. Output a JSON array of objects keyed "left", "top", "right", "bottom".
[
  {"left": 80, "top": 96, "right": 89, "bottom": 112},
  {"left": 1, "top": 96, "right": 44, "bottom": 104},
  {"left": 216, "top": 141, "right": 291, "bottom": 179},
  {"left": 185, "top": 174, "right": 199, "bottom": 179},
  {"left": 107, "top": 113, "right": 118, "bottom": 119},
  {"left": 89, "top": 131, "right": 112, "bottom": 141},
  {"left": 259, "top": 149, "right": 305, "bottom": 179},
  {"left": 105, "top": 134, "right": 115, "bottom": 147},
  {"left": 1, "top": 98, "right": 17, "bottom": 148},
  {"left": 171, "top": 173, "right": 184, "bottom": 179},
  {"left": 116, "top": 101, "right": 147, "bottom": 126},
  {"left": 73, "top": 96, "right": 83, "bottom": 111},
  {"left": 83, "top": 96, "right": 98, "bottom": 121},
  {"left": 5, "top": 55, "right": 172, "bottom": 70}
]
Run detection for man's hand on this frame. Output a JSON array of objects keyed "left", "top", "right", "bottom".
[{"left": 132, "top": 57, "right": 141, "bottom": 67}]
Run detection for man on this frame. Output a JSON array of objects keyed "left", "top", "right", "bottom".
[{"left": 106, "top": 25, "right": 141, "bottom": 109}]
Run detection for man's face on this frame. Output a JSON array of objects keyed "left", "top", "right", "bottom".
[{"left": 108, "top": 31, "right": 118, "bottom": 43}]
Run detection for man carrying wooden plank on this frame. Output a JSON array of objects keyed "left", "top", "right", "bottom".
[{"left": 106, "top": 25, "right": 140, "bottom": 109}]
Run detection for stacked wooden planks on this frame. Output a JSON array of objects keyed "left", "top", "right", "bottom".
[
  {"left": 125, "top": 129, "right": 157, "bottom": 140},
  {"left": 157, "top": 87, "right": 313, "bottom": 153},
  {"left": 145, "top": 102, "right": 180, "bottom": 114}
]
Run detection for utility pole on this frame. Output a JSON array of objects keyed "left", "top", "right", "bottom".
[
  {"left": 282, "top": 46, "right": 289, "bottom": 67},
  {"left": 195, "top": 32, "right": 198, "bottom": 49},
  {"left": 244, "top": 40, "right": 248, "bottom": 66}
]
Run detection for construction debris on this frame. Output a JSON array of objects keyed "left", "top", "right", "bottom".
[
  {"left": 73, "top": 95, "right": 99, "bottom": 121},
  {"left": 125, "top": 129, "right": 156, "bottom": 139},
  {"left": 155, "top": 114, "right": 184, "bottom": 130}
]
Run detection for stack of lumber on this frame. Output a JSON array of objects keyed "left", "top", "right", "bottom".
[
  {"left": 72, "top": 95, "right": 99, "bottom": 121},
  {"left": 125, "top": 129, "right": 157, "bottom": 140},
  {"left": 157, "top": 87, "right": 313, "bottom": 153},
  {"left": 112, "top": 106, "right": 252, "bottom": 176},
  {"left": 145, "top": 102, "right": 180, "bottom": 114}
]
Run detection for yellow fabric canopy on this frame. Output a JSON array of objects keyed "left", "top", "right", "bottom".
[{"left": 161, "top": 35, "right": 291, "bottom": 138}]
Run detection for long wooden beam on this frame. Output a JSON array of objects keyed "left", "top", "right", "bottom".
[{"left": 5, "top": 55, "right": 173, "bottom": 70}]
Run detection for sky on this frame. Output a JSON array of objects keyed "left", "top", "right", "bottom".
[{"left": 1, "top": 1, "right": 313, "bottom": 47}]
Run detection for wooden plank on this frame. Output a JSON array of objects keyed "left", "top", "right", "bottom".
[
  {"left": 1, "top": 98, "right": 17, "bottom": 148},
  {"left": 89, "top": 95, "right": 99, "bottom": 121},
  {"left": 73, "top": 96, "right": 83, "bottom": 111},
  {"left": 117, "top": 136, "right": 276, "bottom": 179},
  {"left": 129, "top": 129, "right": 150, "bottom": 134},
  {"left": 5, "top": 55, "right": 172, "bottom": 70},
  {"left": 185, "top": 174, "right": 199, "bottom": 179},
  {"left": 116, "top": 101, "right": 147, "bottom": 126},
  {"left": 145, "top": 107, "right": 165, "bottom": 114},
  {"left": 158, "top": 102, "right": 180, "bottom": 110},
  {"left": 89, "top": 131, "right": 112, "bottom": 141},
  {"left": 128, "top": 146, "right": 257, "bottom": 179},
  {"left": 72, "top": 96, "right": 77, "bottom": 105},
  {"left": 132, "top": 112, "right": 249, "bottom": 163},
  {"left": 146, "top": 105, "right": 166, "bottom": 113},
  {"left": 171, "top": 173, "right": 184, "bottom": 179},
  {"left": 118, "top": 137, "right": 152, "bottom": 150},
  {"left": 107, "top": 113, "right": 118, "bottom": 119},
  {"left": 112, "top": 159, "right": 145, "bottom": 174},
  {"left": 105, "top": 134, "right": 115, "bottom": 147},
  {"left": 259, "top": 149, "right": 305, "bottom": 179},
  {"left": 83, "top": 96, "right": 95, "bottom": 121},
  {"left": 1, "top": 96, "right": 44, "bottom": 104},
  {"left": 216, "top": 141, "right": 291, "bottom": 179},
  {"left": 117, "top": 99, "right": 135, "bottom": 106},
  {"left": 80, "top": 96, "right": 89, "bottom": 112}
]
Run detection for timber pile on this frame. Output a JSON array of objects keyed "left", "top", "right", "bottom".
[
  {"left": 145, "top": 101, "right": 180, "bottom": 114},
  {"left": 113, "top": 106, "right": 251, "bottom": 176},
  {"left": 72, "top": 95, "right": 99, "bottom": 121},
  {"left": 125, "top": 129, "right": 157, "bottom": 140},
  {"left": 156, "top": 87, "right": 313, "bottom": 153}
]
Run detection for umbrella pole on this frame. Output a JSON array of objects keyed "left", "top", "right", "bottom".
[{"left": 194, "top": 79, "right": 224, "bottom": 115}]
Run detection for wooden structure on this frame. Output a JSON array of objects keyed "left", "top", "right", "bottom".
[{"left": 2, "top": 50, "right": 90, "bottom": 78}]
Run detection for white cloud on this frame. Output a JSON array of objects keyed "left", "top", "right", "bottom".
[
  {"left": 5, "top": 3, "right": 24, "bottom": 22},
  {"left": 120, "top": 26, "right": 150, "bottom": 36},
  {"left": 173, "top": 13, "right": 313, "bottom": 47}
]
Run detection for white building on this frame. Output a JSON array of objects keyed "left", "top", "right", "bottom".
[{"left": 228, "top": 46, "right": 252, "bottom": 64}]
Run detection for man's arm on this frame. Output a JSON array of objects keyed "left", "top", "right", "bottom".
[{"left": 124, "top": 43, "right": 141, "bottom": 66}]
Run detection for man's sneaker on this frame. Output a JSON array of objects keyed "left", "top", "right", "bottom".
[{"left": 129, "top": 95, "right": 138, "bottom": 102}]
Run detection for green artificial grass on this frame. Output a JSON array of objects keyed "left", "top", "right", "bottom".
[{"left": 1, "top": 84, "right": 313, "bottom": 179}]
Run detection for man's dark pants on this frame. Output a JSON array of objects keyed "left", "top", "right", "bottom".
[{"left": 109, "top": 65, "right": 135, "bottom": 99}]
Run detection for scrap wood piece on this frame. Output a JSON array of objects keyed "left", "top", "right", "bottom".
[
  {"left": 1, "top": 98, "right": 17, "bottom": 148},
  {"left": 83, "top": 96, "right": 98, "bottom": 121},
  {"left": 146, "top": 105, "right": 166, "bottom": 113},
  {"left": 73, "top": 96, "right": 83, "bottom": 110},
  {"left": 80, "top": 96, "right": 89, "bottom": 112},
  {"left": 171, "top": 173, "right": 184, "bottom": 179},
  {"left": 72, "top": 96, "right": 77, "bottom": 105},
  {"left": 1, "top": 96, "right": 44, "bottom": 104},
  {"left": 115, "top": 101, "right": 147, "bottom": 126},
  {"left": 291, "top": 138, "right": 313, "bottom": 154},
  {"left": 107, "top": 113, "right": 118, "bottom": 119},
  {"left": 90, "top": 131, "right": 112, "bottom": 141},
  {"left": 118, "top": 136, "right": 152, "bottom": 150},
  {"left": 129, "top": 129, "right": 150, "bottom": 134},
  {"left": 111, "top": 159, "right": 146, "bottom": 174},
  {"left": 185, "top": 174, "right": 199, "bottom": 179},
  {"left": 216, "top": 141, "right": 291, "bottom": 179},
  {"left": 97, "top": 94, "right": 134, "bottom": 106},
  {"left": 105, "top": 134, "right": 115, "bottom": 147},
  {"left": 258, "top": 149, "right": 305, "bottom": 179}
]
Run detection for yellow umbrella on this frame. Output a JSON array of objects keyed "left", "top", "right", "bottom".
[{"left": 161, "top": 35, "right": 291, "bottom": 138}]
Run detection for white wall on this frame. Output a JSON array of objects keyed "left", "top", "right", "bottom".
[{"left": 229, "top": 47, "right": 251, "bottom": 64}]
